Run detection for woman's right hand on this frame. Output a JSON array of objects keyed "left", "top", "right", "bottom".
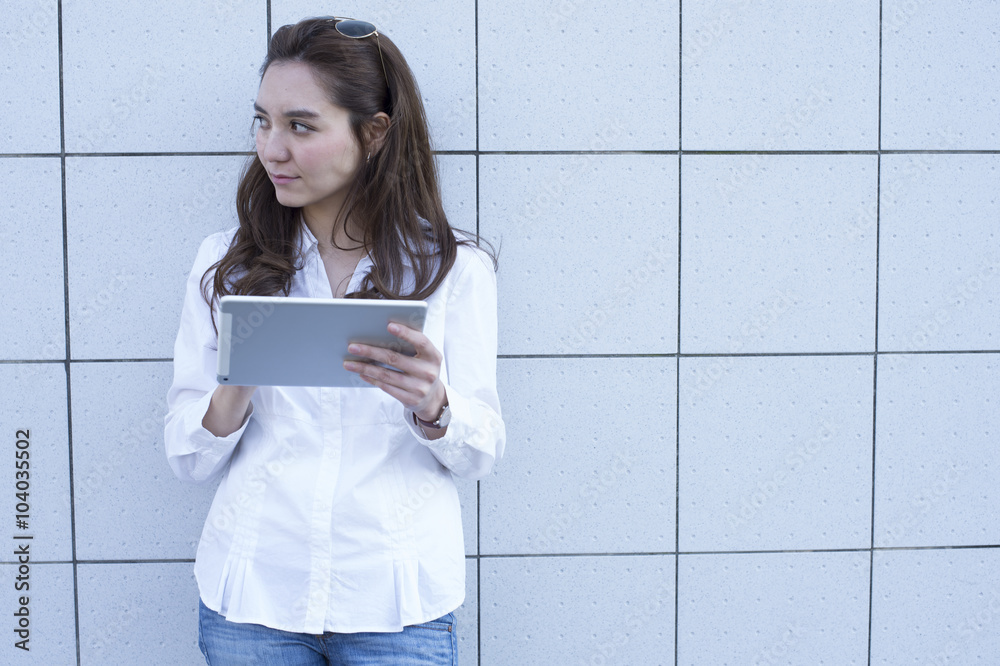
[{"left": 202, "top": 384, "right": 257, "bottom": 437}]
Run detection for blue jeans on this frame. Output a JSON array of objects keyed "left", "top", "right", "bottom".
[{"left": 198, "top": 598, "right": 457, "bottom": 665}]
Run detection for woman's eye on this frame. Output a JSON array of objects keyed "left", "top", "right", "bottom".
[
  {"left": 252, "top": 115, "right": 269, "bottom": 131},
  {"left": 290, "top": 121, "right": 311, "bottom": 132}
]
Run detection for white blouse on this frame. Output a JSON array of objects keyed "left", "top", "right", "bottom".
[{"left": 163, "top": 223, "right": 505, "bottom": 634}]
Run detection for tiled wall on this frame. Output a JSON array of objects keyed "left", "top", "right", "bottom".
[{"left": 1, "top": 1, "right": 998, "bottom": 664}]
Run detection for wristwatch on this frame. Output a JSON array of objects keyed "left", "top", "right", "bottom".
[{"left": 414, "top": 400, "right": 451, "bottom": 430}]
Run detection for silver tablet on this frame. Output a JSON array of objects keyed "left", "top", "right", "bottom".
[{"left": 216, "top": 295, "right": 428, "bottom": 387}]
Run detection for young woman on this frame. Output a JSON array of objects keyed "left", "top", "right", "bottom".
[{"left": 164, "top": 17, "right": 504, "bottom": 665}]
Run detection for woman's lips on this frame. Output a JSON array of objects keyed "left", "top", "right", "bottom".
[{"left": 270, "top": 173, "right": 298, "bottom": 185}]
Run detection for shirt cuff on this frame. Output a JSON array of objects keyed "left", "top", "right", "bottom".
[
  {"left": 403, "top": 382, "right": 497, "bottom": 478},
  {"left": 181, "top": 389, "right": 255, "bottom": 481}
]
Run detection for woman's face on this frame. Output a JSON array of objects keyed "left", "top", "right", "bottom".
[{"left": 253, "top": 61, "right": 361, "bottom": 216}]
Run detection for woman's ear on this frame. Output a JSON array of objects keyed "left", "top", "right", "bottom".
[{"left": 366, "top": 112, "right": 391, "bottom": 156}]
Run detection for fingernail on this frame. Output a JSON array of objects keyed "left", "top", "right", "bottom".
[{"left": 348, "top": 344, "right": 360, "bottom": 354}]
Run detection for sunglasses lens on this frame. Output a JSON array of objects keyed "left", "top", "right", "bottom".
[{"left": 335, "top": 19, "right": 377, "bottom": 38}]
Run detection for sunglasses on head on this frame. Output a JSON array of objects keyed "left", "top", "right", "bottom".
[{"left": 318, "top": 17, "right": 388, "bottom": 88}]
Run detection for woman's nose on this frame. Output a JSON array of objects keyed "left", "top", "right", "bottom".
[{"left": 259, "top": 130, "right": 290, "bottom": 163}]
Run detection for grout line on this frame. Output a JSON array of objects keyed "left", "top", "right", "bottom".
[
  {"left": 474, "top": 2, "right": 481, "bottom": 663},
  {"left": 4, "top": 348, "right": 1000, "bottom": 366},
  {"left": 1, "top": 152, "right": 255, "bottom": 158},
  {"left": 474, "top": 156, "right": 480, "bottom": 242},
  {"left": 675, "top": 4, "right": 683, "bottom": 664},
  {"left": 472, "top": 545, "right": 1000, "bottom": 558},
  {"left": 0, "top": 360, "right": 69, "bottom": 365},
  {"left": 862, "top": 544, "right": 1000, "bottom": 552},
  {"left": 0, "top": 560, "right": 79, "bottom": 566},
  {"left": 868, "top": 4, "right": 884, "bottom": 663},
  {"left": 3, "top": 542, "right": 996, "bottom": 567},
  {"left": 3, "top": 149, "right": 999, "bottom": 160},
  {"left": 474, "top": 0, "right": 481, "bottom": 244},
  {"left": 68, "top": 559, "right": 199, "bottom": 565},
  {"left": 494, "top": 350, "right": 1000, "bottom": 359},
  {"left": 53, "top": 2, "right": 83, "bottom": 664},
  {"left": 674, "top": 177, "right": 682, "bottom": 657},
  {"left": 1, "top": 358, "right": 177, "bottom": 364}
]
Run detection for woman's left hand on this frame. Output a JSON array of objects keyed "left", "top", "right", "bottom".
[{"left": 342, "top": 322, "right": 447, "bottom": 422}]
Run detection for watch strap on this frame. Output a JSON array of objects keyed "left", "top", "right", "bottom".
[{"left": 414, "top": 401, "right": 450, "bottom": 429}]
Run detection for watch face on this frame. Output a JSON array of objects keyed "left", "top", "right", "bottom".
[
  {"left": 438, "top": 404, "right": 451, "bottom": 427},
  {"left": 416, "top": 403, "right": 450, "bottom": 429}
]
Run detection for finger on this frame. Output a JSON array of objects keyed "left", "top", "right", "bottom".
[
  {"left": 387, "top": 322, "right": 441, "bottom": 361},
  {"left": 347, "top": 343, "right": 437, "bottom": 383},
  {"left": 356, "top": 370, "right": 423, "bottom": 407},
  {"left": 347, "top": 343, "right": 413, "bottom": 374},
  {"left": 344, "top": 359, "right": 428, "bottom": 396}
]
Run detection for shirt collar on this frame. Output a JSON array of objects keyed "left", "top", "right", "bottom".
[
  {"left": 296, "top": 218, "right": 320, "bottom": 255},
  {"left": 295, "top": 217, "right": 434, "bottom": 256},
  {"left": 294, "top": 216, "right": 435, "bottom": 294}
]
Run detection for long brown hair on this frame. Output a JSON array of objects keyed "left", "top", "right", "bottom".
[{"left": 202, "top": 17, "right": 494, "bottom": 334}]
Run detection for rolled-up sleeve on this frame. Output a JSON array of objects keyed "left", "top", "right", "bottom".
[
  {"left": 405, "top": 247, "right": 506, "bottom": 480},
  {"left": 164, "top": 233, "right": 254, "bottom": 485}
]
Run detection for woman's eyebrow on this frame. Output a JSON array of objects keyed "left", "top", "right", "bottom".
[{"left": 253, "top": 102, "right": 320, "bottom": 119}]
